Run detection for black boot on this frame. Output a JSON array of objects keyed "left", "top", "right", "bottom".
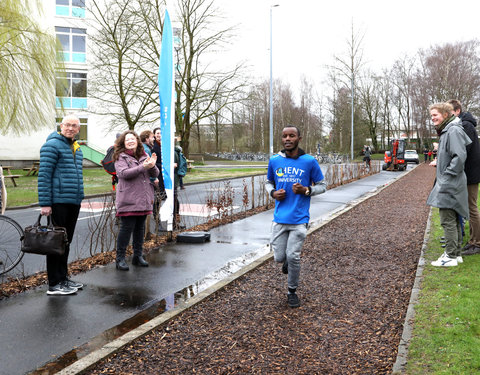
[
  {"left": 116, "top": 259, "right": 129, "bottom": 271},
  {"left": 132, "top": 255, "right": 149, "bottom": 267}
]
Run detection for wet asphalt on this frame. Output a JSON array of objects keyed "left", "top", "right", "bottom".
[{"left": 0, "top": 167, "right": 411, "bottom": 375}]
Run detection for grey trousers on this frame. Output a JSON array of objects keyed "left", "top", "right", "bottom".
[
  {"left": 439, "top": 208, "right": 462, "bottom": 258},
  {"left": 270, "top": 222, "right": 307, "bottom": 291}
]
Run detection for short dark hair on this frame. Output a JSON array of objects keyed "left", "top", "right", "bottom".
[
  {"left": 447, "top": 99, "right": 462, "bottom": 112},
  {"left": 283, "top": 125, "right": 301, "bottom": 137},
  {"left": 139, "top": 130, "right": 153, "bottom": 143}
]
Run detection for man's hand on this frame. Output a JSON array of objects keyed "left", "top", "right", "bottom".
[
  {"left": 272, "top": 188, "right": 286, "bottom": 201},
  {"left": 292, "top": 182, "right": 308, "bottom": 195},
  {"left": 41, "top": 206, "right": 52, "bottom": 216}
]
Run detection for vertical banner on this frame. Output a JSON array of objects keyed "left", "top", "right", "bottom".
[{"left": 158, "top": 10, "right": 175, "bottom": 232}]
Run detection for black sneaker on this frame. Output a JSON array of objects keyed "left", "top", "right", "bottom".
[
  {"left": 282, "top": 260, "right": 288, "bottom": 274},
  {"left": 46, "top": 282, "right": 77, "bottom": 295},
  {"left": 65, "top": 278, "right": 83, "bottom": 289},
  {"left": 287, "top": 293, "right": 300, "bottom": 308}
]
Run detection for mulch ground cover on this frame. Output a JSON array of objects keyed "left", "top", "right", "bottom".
[{"left": 85, "top": 164, "right": 435, "bottom": 375}]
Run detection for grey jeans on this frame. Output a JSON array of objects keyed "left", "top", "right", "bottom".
[
  {"left": 439, "top": 208, "right": 462, "bottom": 258},
  {"left": 270, "top": 222, "right": 308, "bottom": 291}
]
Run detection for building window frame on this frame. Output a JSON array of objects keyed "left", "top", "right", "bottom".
[
  {"left": 56, "top": 0, "right": 86, "bottom": 18},
  {"left": 56, "top": 71, "right": 88, "bottom": 110},
  {"left": 55, "top": 26, "right": 86, "bottom": 63}
]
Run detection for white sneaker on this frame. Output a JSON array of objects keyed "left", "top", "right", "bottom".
[
  {"left": 431, "top": 252, "right": 458, "bottom": 267},
  {"left": 457, "top": 256, "right": 463, "bottom": 264}
]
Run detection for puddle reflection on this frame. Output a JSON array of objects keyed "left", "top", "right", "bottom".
[{"left": 29, "top": 245, "right": 271, "bottom": 374}]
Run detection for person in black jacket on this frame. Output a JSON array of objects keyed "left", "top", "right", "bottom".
[
  {"left": 448, "top": 100, "right": 480, "bottom": 255},
  {"left": 152, "top": 128, "right": 166, "bottom": 220}
]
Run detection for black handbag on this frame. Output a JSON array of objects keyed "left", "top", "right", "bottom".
[{"left": 21, "top": 214, "right": 68, "bottom": 256}]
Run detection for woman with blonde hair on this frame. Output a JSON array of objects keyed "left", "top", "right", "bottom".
[{"left": 427, "top": 102, "right": 471, "bottom": 267}]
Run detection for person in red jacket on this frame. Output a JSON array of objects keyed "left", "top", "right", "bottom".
[{"left": 113, "top": 131, "right": 159, "bottom": 270}]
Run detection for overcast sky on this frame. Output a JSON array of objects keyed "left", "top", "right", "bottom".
[{"left": 213, "top": 0, "right": 480, "bottom": 97}]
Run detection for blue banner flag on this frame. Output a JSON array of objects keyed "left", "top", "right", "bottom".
[{"left": 158, "top": 10, "right": 175, "bottom": 231}]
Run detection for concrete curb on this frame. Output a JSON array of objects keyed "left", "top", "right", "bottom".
[
  {"left": 55, "top": 166, "right": 418, "bottom": 375},
  {"left": 392, "top": 207, "right": 432, "bottom": 373}
]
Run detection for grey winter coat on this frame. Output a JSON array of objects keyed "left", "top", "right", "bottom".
[
  {"left": 115, "top": 152, "right": 159, "bottom": 214},
  {"left": 427, "top": 117, "right": 472, "bottom": 218}
]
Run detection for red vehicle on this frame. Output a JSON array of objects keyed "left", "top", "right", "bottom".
[{"left": 382, "top": 139, "right": 407, "bottom": 171}]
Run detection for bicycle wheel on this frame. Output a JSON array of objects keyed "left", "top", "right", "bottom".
[{"left": 0, "top": 215, "right": 25, "bottom": 275}]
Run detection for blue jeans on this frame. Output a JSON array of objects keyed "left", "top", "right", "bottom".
[
  {"left": 270, "top": 222, "right": 308, "bottom": 291},
  {"left": 116, "top": 215, "right": 146, "bottom": 261}
]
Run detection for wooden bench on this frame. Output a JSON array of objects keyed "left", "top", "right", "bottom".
[
  {"left": 1, "top": 166, "right": 13, "bottom": 175},
  {"left": 23, "top": 161, "right": 40, "bottom": 176},
  {"left": 187, "top": 159, "right": 195, "bottom": 172},
  {"left": 4, "top": 175, "right": 21, "bottom": 187}
]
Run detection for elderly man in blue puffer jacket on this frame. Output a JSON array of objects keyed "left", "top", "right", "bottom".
[{"left": 38, "top": 114, "right": 85, "bottom": 295}]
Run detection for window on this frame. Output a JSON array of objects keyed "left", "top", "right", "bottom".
[
  {"left": 56, "top": 72, "right": 87, "bottom": 109},
  {"left": 56, "top": 117, "right": 88, "bottom": 142},
  {"left": 56, "top": 27, "right": 86, "bottom": 63},
  {"left": 56, "top": 0, "right": 86, "bottom": 18}
]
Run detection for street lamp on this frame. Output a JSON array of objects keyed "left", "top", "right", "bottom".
[{"left": 269, "top": 4, "right": 279, "bottom": 158}]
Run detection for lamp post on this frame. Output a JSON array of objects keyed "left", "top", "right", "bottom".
[{"left": 269, "top": 4, "right": 279, "bottom": 158}]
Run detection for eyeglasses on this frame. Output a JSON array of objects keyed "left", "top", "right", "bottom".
[{"left": 62, "top": 123, "right": 79, "bottom": 128}]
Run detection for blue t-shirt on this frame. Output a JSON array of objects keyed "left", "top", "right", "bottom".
[{"left": 267, "top": 152, "right": 324, "bottom": 224}]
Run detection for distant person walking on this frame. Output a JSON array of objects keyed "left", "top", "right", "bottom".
[
  {"left": 113, "top": 131, "right": 159, "bottom": 270},
  {"left": 266, "top": 126, "right": 327, "bottom": 307},
  {"left": 427, "top": 102, "right": 471, "bottom": 267},
  {"left": 38, "top": 114, "right": 84, "bottom": 295},
  {"left": 448, "top": 99, "right": 480, "bottom": 256},
  {"left": 423, "top": 147, "right": 429, "bottom": 163}
]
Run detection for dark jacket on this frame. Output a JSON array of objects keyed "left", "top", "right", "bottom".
[
  {"left": 152, "top": 140, "right": 165, "bottom": 192},
  {"left": 459, "top": 111, "right": 480, "bottom": 184},
  {"left": 38, "top": 132, "right": 84, "bottom": 206},
  {"left": 114, "top": 152, "right": 159, "bottom": 214}
]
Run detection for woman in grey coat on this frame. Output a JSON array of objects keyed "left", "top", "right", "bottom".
[
  {"left": 427, "top": 102, "right": 471, "bottom": 267},
  {"left": 113, "top": 131, "right": 159, "bottom": 270}
]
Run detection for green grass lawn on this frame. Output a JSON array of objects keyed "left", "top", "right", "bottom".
[
  {"left": 3, "top": 166, "right": 267, "bottom": 207},
  {"left": 407, "top": 209, "right": 480, "bottom": 374}
]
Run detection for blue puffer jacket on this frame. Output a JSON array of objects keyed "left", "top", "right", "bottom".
[{"left": 38, "top": 132, "right": 84, "bottom": 206}]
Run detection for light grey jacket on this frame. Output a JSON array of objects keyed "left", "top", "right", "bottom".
[{"left": 427, "top": 117, "right": 472, "bottom": 218}]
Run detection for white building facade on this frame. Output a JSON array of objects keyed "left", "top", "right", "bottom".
[{"left": 0, "top": 0, "right": 122, "bottom": 166}]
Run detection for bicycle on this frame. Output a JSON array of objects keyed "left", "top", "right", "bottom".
[{"left": 0, "top": 214, "right": 25, "bottom": 275}]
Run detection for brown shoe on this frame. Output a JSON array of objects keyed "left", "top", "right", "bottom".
[{"left": 462, "top": 245, "right": 480, "bottom": 256}]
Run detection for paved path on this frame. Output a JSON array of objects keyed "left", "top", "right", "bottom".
[{"left": 0, "top": 166, "right": 413, "bottom": 375}]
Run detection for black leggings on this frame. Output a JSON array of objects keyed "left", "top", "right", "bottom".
[{"left": 116, "top": 215, "right": 146, "bottom": 261}]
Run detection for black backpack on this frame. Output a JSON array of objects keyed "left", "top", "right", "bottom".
[{"left": 101, "top": 146, "right": 118, "bottom": 189}]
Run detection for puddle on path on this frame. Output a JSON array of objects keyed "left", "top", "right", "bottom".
[{"left": 29, "top": 245, "right": 271, "bottom": 374}]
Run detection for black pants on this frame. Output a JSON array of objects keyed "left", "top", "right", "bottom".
[
  {"left": 46, "top": 203, "right": 80, "bottom": 286},
  {"left": 116, "top": 215, "right": 146, "bottom": 261}
]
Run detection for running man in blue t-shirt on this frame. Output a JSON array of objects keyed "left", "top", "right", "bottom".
[{"left": 266, "top": 126, "right": 326, "bottom": 308}]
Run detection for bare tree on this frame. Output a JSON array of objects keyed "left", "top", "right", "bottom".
[
  {"left": 357, "top": 71, "right": 383, "bottom": 151},
  {"left": 0, "top": 0, "right": 59, "bottom": 135},
  {"left": 87, "top": 0, "right": 165, "bottom": 131},
  {"left": 175, "top": 0, "right": 247, "bottom": 157},
  {"left": 330, "top": 21, "right": 365, "bottom": 158}
]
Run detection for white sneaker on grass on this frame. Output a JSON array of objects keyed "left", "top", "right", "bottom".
[
  {"left": 431, "top": 252, "right": 458, "bottom": 267},
  {"left": 457, "top": 256, "right": 463, "bottom": 264}
]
